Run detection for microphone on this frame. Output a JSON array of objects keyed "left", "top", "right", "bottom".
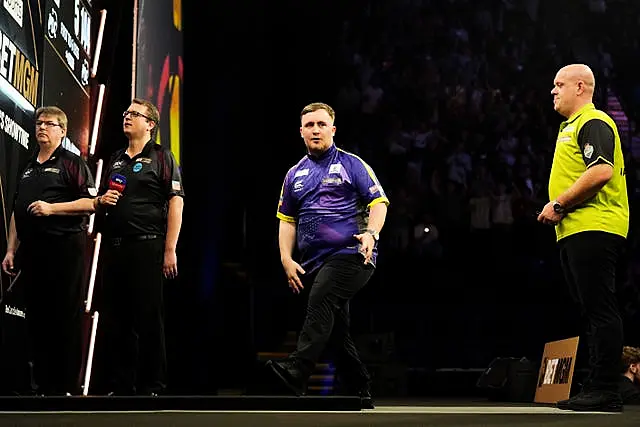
[
  {"left": 104, "top": 174, "right": 127, "bottom": 215},
  {"left": 109, "top": 174, "right": 127, "bottom": 193}
]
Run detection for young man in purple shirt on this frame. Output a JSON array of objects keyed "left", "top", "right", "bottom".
[{"left": 267, "top": 102, "right": 389, "bottom": 408}]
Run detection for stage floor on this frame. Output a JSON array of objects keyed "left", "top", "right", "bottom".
[{"left": 0, "top": 397, "right": 639, "bottom": 427}]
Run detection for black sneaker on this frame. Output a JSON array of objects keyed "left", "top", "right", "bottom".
[
  {"left": 335, "top": 377, "right": 375, "bottom": 409},
  {"left": 358, "top": 388, "right": 375, "bottom": 409},
  {"left": 557, "top": 390, "right": 623, "bottom": 412},
  {"left": 557, "top": 391, "right": 586, "bottom": 410},
  {"left": 266, "top": 360, "right": 306, "bottom": 396}
]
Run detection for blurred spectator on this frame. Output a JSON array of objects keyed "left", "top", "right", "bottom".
[{"left": 322, "top": 0, "right": 640, "bottom": 369}]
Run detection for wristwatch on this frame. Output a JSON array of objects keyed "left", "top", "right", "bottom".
[
  {"left": 366, "top": 229, "right": 379, "bottom": 241},
  {"left": 552, "top": 201, "right": 565, "bottom": 214}
]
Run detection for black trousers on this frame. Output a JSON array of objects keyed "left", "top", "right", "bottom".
[
  {"left": 21, "top": 232, "right": 86, "bottom": 395},
  {"left": 559, "top": 231, "right": 625, "bottom": 391},
  {"left": 101, "top": 237, "right": 166, "bottom": 394},
  {"left": 292, "top": 253, "right": 374, "bottom": 388}
]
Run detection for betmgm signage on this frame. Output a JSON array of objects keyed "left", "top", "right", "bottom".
[
  {"left": 534, "top": 336, "right": 579, "bottom": 404},
  {"left": 0, "top": 27, "right": 39, "bottom": 115}
]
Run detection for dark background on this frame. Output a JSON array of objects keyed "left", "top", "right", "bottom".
[
  {"left": 90, "top": 0, "right": 327, "bottom": 393},
  {"left": 82, "top": 0, "right": 640, "bottom": 396}
]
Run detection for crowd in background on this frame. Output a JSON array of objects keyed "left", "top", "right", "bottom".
[{"left": 313, "top": 0, "right": 640, "bottom": 369}]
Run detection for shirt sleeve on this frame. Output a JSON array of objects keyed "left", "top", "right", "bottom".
[
  {"left": 577, "top": 119, "right": 615, "bottom": 168},
  {"left": 349, "top": 157, "right": 390, "bottom": 208},
  {"left": 276, "top": 168, "right": 297, "bottom": 223},
  {"left": 160, "top": 149, "right": 185, "bottom": 199},
  {"left": 12, "top": 162, "right": 31, "bottom": 203},
  {"left": 65, "top": 156, "right": 96, "bottom": 198}
]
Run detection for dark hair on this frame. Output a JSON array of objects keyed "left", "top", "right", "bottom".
[{"left": 621, "top": 346, "right": 640, "bottom": 373}]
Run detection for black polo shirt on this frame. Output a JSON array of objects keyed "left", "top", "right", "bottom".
[
  {"left": 13, "top": 144, "right": 95, "bottom": 242},
  {"left": 619, "top": 375, "right": 640, "bottom": 405},
  {"left": 99, "top": 140, "right": 184, "bottom": 238}
]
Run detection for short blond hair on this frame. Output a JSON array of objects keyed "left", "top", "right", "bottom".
[
  {"left": 35, "top": 106, "right": 68, "bottom": 131},
  {"left": 131, "top": 98, "right": 159, "bottom": 139},
  {"left": 300, "top": 102, "right": 335, "bottom": 122}
]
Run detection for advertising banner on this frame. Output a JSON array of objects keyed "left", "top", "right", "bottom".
[
  {"left": 0, "top": 0, "right": 44, "bottom": 278},
  {"left": 42, "top": 0, "right": 93, "bottom": 157},
  {"left": 0, "top": 0, "right": 45, "bottom": 393},
  {"left": 135, "top": 0, "right": 183, "bottom": 166}
]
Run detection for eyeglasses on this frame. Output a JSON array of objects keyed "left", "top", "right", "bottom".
[
  {"left": 123, "top": 110, "right": 154, "bottom": 122},
  {"left": 36, "top": 120, "right": 62, "bottom": 128}
]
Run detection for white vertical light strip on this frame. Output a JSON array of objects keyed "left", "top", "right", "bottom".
[
  {"left": 82, "top": 311, "right": 100, "bottom": 396},
  {"left": 90, "top": 9, "right": 107, "bottom": 78},
  {"left": 87, "top": 159, "right": 103, "bottom": 235},
  {"left": 85, "top": 232, "right": 102, "bottom": 313},
  {"left": 89, "top": 84, "right": 106, "bottom": 155},
  {"left": 94, "top": 158, "right": 104, "bottom": 190},
  {"left": 131, "top": 0, "right": 139, "bottom": 99},
  {"left": 87, "top": 213, "right": 95, "bottom": 235}
]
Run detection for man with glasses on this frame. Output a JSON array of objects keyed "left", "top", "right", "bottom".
[
  {"left": 1, "top": 106, "right": 96, "bottom": 395},
  {"left": 95, "top": 98, "right": 184, "bottom": 396}
]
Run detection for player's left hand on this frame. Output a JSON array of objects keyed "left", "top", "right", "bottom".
[
  {"left": 163, "top": 249, "right": 178, "bottom": 279},
  {"left": 353, "top": 232, "right": 375, "bottom": 264},
  {"left": 28, "top": 200, "right": 54, "bottom": 216},
  {"left": 537, "top": 201, "right": 565, "bottom": 226}
]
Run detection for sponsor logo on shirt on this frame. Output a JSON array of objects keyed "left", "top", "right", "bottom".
[
  {"left": 112, "top": 160, "right": 125, "bottom": 169},
  {"left": 21, "top": 168, "right": 33, "bottom": 178},
  {"left": 138, "top": 157, "right": 153, "bottom": 164},
  {"left": 172, "top": 180, "right": 181, "bottom": 191},
  {"left": 4, "top": 305, "right": 25, "bottom": 319},
  {"left": 294, "top": 168, "right": 309, "bottom": 178},
  {"left": 369, "top": 185, "right": 379, "bottom": 194},
  {"left": 329, "top": 163, "right": 342, "bottom": 174},
  {"left": 294, "top": 181, "right": 304, "bottom": 192},
  {"left": 322, "top": 177, "right": 343, "bottom": 186},
  {"left": 43, "top": 167, "right": 60, "bottom": 174},
  {"left": 583, "top": 143, "right": 594, "bottom": 159}
]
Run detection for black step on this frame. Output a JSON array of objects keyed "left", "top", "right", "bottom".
[{"left": 0, "top": 395, "right": 362, "bottom": 412}]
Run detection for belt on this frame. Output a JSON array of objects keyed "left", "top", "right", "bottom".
[{"left": 109, "top": 234, "right": 161, "bottom": 246}]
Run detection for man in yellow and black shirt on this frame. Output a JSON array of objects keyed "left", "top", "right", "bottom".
[{"left": 538, "top": 64, "right": 629, "bottom": 412}]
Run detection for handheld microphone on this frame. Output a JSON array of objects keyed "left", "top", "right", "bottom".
[
  {"left": 109, "top": 174, "right": 127, "bottom": 193},
  {"left": 104, "top": 174, "right": 127, "bottom": 216}
]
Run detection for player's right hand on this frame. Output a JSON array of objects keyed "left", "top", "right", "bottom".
[
  {"left": 282, "top": 258, "right": 305, "bottom": 294},
  {"left": 2, "top": 252, "right": 16, "bottom": 276},
  {"left": 99, "top": 189, "right": 121, "bottom": 206}
]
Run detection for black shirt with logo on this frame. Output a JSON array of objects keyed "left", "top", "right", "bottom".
[
  {"left": 99, "top": 140, "right": 184, "bottom": 238},
  {"left": 14, "top": 144, "right": 95, "bottom": 242}
]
